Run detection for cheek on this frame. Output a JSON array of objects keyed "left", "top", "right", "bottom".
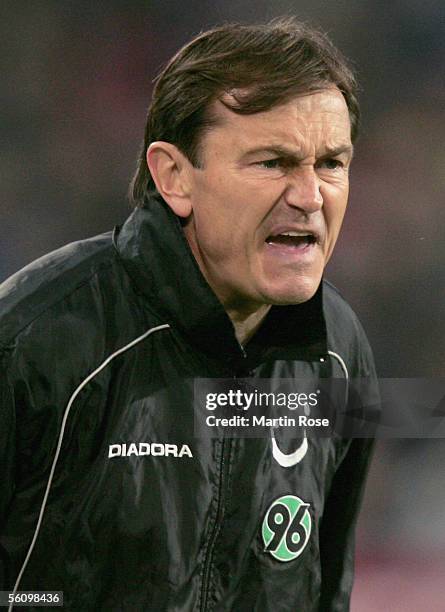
[
  {"left": 323, "top": 190, "right": 348, "bottom": 249},
  {"left": 193, "top": 196, "right": 246, "bottom": 257},
  {"left": 192, "top": 174, "right": 280, "bottom": 255}
]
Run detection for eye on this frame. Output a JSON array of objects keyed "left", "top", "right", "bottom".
[
  {"left": 319, "top": 158, "right": 344, "bottom": 171},
  {"left": 256, "top": 158, "right": 283, "bottom": 169}
]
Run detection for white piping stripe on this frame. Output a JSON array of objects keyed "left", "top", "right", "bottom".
[
  {"left": 9, "top": 323, "right": 170, "bottom": 612},
  {"left": 327, "top": 350, "right": 349, "bottom": 407}
]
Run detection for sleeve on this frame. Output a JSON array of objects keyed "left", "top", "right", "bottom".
[
  {"left": 318, "top": 315, "right": 379, "bottom": 611},
  {"left": 317, "top": 437, "right": 375, "bottom": 611},
  {"left": 0, "top": 351, "right": 17, "bottom": 589}
]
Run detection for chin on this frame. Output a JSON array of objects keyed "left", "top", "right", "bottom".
[{"left": 262, "top": 279, "right": 320, "bottom": 306}]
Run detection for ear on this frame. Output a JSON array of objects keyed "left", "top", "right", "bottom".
[{"left": 146, "top": 142, "right": 193, "bottom": 218}]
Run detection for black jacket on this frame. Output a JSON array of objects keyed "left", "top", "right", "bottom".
[{"left": 0, "top": 198, "right": 377, "bottom": 611}]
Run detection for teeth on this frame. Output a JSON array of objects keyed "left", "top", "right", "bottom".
[{"left": 281, "top": 232, "right": 311, "bottom": 237}]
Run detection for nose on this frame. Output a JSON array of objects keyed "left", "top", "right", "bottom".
[{"left": 284, "top": 168, "right": 323, "bottom": 213}]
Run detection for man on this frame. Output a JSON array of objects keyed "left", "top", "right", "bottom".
[{"left": 0, "top": 18, "right": 377, "bottom": 611}]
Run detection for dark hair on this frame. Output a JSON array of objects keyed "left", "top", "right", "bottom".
[{"left": 130, "top": 17, "right": 360, "bottom": 206}]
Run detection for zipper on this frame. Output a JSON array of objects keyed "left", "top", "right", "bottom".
[
  {"left": 199, "top": 355, "right": 246, "bottom": 611},
  {"left": 199, "top": 436, "right": 232, "bottom": 611}
]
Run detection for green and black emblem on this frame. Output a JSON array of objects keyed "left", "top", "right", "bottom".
[{"left": 262, "top": 495, "right": 311, "bottom": 562}]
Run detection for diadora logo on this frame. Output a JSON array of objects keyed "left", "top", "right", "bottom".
[
  {"left": 108, "top": 442, "right": 193, "bottom": 459},
  {"left": 271, "top": 402, "right": 310, "bottom": 467},
  {"left": 271, "top": 432, "right": 308, "bottom": 467}
]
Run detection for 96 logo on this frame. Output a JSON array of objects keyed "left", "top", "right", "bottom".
[{"left": 262, "top": 495, "right": 312, "bottom": 562}]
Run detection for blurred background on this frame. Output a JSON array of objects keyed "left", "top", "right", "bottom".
[{"left": 1, "top": 1, "right": 444, "bottom": 609}]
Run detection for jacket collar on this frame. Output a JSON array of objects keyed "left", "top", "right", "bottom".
[{"left": 115, "top": 196, "right": 327, "bottom": 366}]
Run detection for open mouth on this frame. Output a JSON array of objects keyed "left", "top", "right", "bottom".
[{"left": 265, "top": 231, "right": 317, "bottom": 248}]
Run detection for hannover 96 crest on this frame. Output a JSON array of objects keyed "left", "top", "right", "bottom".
[{"left": 262, "top": 495, "right": 311, "bottom": 562}]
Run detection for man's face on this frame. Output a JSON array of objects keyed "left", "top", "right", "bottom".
[{"left": 183, "top": 88, "right": 353, "bottom": 311}]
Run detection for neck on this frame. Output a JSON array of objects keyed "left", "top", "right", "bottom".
[
  {"left": 181, "top": 222, "right": 271, "bottom": 346},
  {"left": 225, "top": 303, "right": 271, "bottom": 347}
]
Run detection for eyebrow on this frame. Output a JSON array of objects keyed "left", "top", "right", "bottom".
[{"left": 242, "top": 143, "right": 354, "bottom": 160}]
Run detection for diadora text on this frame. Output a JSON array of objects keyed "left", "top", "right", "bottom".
[{"left": 108, "top": 443, "right": 193, "bottom": 458}]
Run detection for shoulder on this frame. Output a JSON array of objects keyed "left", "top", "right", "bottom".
[
  {"left": 0, "top": 232, "right": 117, "bottom": 348},
  {"left": 322, "top": 279, "right": 376, "bottom": 378},
  {"left": 322, "top": 279, "right": 362, "bottom": 332}
]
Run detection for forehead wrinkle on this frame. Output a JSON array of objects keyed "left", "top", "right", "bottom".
[
  {"left": 242, "top": 141, "right": 353, "bottom": 162},
  {"left": 240, "top": 122, "right": 352, "bottom": 160},
  {"left": 200, "top": 92, "right": 351, "bottom": 162},
  {"left": 240, "top": 113, "right": 351, "bottom": 147}
]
